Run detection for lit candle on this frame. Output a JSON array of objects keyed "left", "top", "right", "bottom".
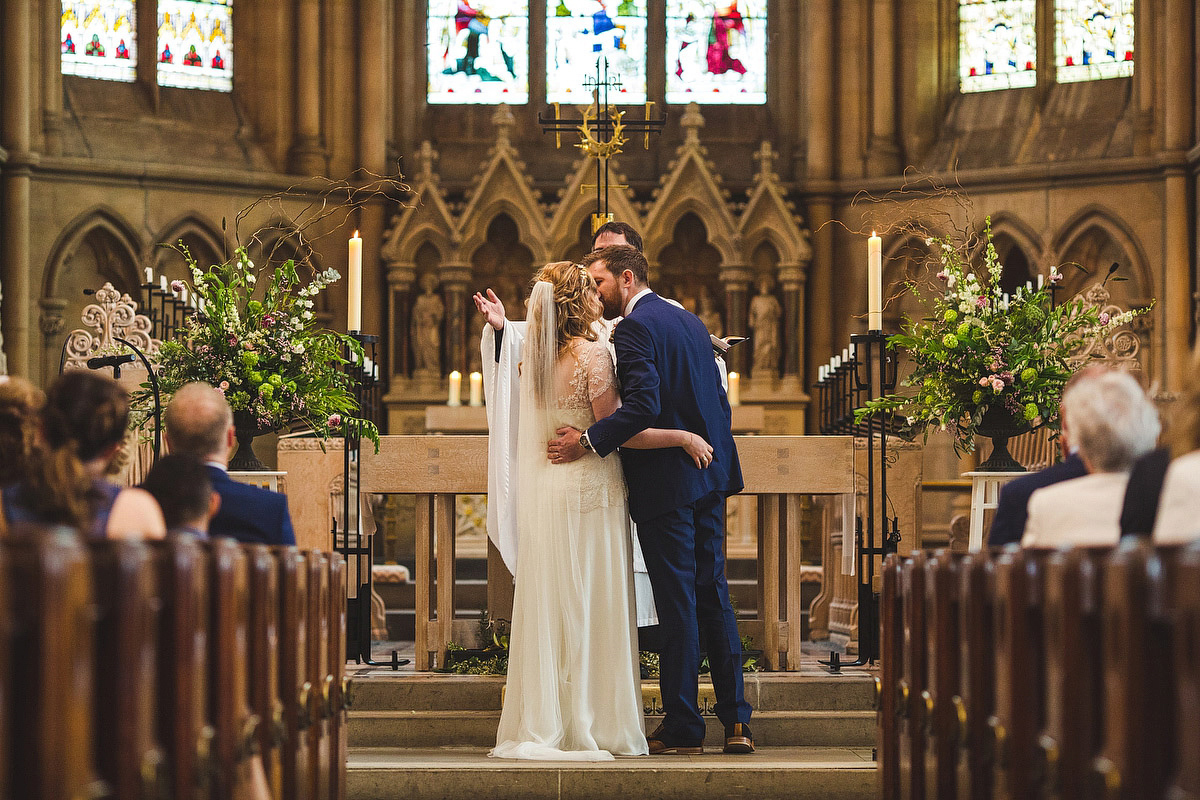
[
  {"left": 160, "top": 275, "right": 168, "bottom": 291},
  {"left": 469, "top": 371, "right": 483, "bottom": 406},
  {"left": 144, "top": 267, "right": 153, "bottom": 284},
  {"left": 447, "top": 370, "right": 462, "bottom": 406},
  {"left": 727, "top": 372, "right": 741, "bottom": 406},
  {"left": 868, "top": 231, "right": 883, "bottom": 331},
  {"left": 347, "top": 230, "right": 363, "bottom": 332}
]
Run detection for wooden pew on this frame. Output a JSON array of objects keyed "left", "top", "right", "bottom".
[
  {"left": 956, "top": 552, "right": 995, "bottom": 800},
  {"left": 207, "top": 537, "right": 253, "bottom": 800},
  {"left": 880, "top": 553, "right": 903, "bottom": 800},
  {"left": 88, "top": 539, "right": 165, "bottom": 800},
  {"left": 247, "top": 544, "right": 283, "bottom": 800},
  {"left": 328, "top": 553, "right": 348, "bottom": 800},
  {"left": 1040, "top": 546, "right": 1107, "bottom": 800},
  {"left": 277, "top": 549, "right": 311, "bottom": 800},
  {"left": 898, "top": 550, "right": 928, "bottom": 799},
  {"left": 1171, "top": 541, "right": 1200, "bottom": 800},
  {"left": 924, "top": 550, "right": 964, "bottom": 800},
  {"left": 151, "top": 535, "right": 213, "bottom": 800},
  {"left": 991, "top": 547, "right": 1047, "bottom": 800},
  {"left": 306, "top": 551, "right": 332, "bottom": 800},
  {"left": 1095, "top": 539, "right": 1177, "bottom": 800},
  {"left": 3, "top": 526, "right": 102, "bottom": 800},
  {"left": 0, "top": 545, "right": 8, "bottom": 800}
]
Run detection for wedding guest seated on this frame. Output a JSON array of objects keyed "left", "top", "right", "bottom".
[
  {"left": 1153, "top": 344, "right": 1200, "bottom": 544},
  {"left": 0, "top": 376, "right": 45, "bottom": 535},
  {"left": 2, "top": 371, "right": 165, "bottom": 539},
  {"left": 164, "top": 382, "right": 296, "bottom": 546},
  {"left": 142, "top": 453, "right": 219, "bottom": 539},
  {"left": 1022, "top": 369, "right": 1160, "bottom": 548},
  {"left": 987, "top": 364, "right": 1106, "bottom": 546}
]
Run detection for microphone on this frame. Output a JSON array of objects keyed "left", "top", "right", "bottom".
[
  {"left": 86, "top": 353, "right": 137, "bottom": 370},
  {"left": 1102, "top": 262, "right": 1120, "bottom": 286}
]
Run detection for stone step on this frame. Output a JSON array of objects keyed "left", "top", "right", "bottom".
[
  {"left": 347, "top": 745, "right": 877, "bottom": 800},
  {"left": 348, "top": 673, "right": 877, "bottom": 714},
  {"left": 348, "top": 709, "right": 876, "bottom": 749}
]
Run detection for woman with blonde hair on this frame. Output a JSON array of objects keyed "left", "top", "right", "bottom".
[
  {"left": 3, "top": 370, "right": 164, "bottom": 539},
  {"left": 0, "top": 376, "right": 45, "bottom": 534},
  {"left": 478, "top": 261, "right": 711, "bottom": 761},
  {"left": 1153, "top": 343, "right": 1200, "bottom": 543}
]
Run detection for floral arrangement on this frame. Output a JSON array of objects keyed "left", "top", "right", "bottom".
[
  {"left": 857, "top": 221, "right": 1150, "bottom": 455},
  {"left": 149, "top": 244, "right": 378, "bottom": 446}
]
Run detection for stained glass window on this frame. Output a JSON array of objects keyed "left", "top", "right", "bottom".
[
  {"left": 959, "top": 0, "right": 1037, "bottom": 92},
  {"left": 547, "top": 1, "right": 647, "bottom": 105},
  {"left": 428, "top": 1, "right": 529, "bottom": 104},
  {"left": 665, "top": 1, "right": 766, "bottom": 105},
  {"left": 61, "top": 2, "right": 137, "bottom": 82},
  {"left": 156, "top": 0, "right": 232, "bottom": 91},
  {"left": 1056, "top": 0, "right": 1134, "bottom": 83}
]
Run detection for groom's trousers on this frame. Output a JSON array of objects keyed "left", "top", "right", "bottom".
[{"left": 639, "top": 490, "right": 753, "bottom": 743}]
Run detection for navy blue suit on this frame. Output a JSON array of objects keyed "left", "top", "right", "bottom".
[
  {"left": 206, "top": 465, "right": 296, "bottom": 546},
  {"left": 987, "top": 453, "right": 1087, "bottom": 546},
  {"left": 588, "top": 292, "right": 751, "bottom": 743}
]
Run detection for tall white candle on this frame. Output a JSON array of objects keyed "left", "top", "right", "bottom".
[
  {"left": 469, "top": 371, "right": 483, "bottom": 406},
  {"left": 868, "top": 231, "right": 883, "bottom": 331},
  {"left": 144, "top": 267, "right": 153, "bottom": 283},
  {"left": 727, "top": 372, "right": 741, "bottom": 406},
  {"left": 447, "top": 370, "right": 462, "bottom": 406},
  {"left": 348, "top": 230, "right": 363, "bottom": 332},
  {"left": 842, "top": 347, "right": 850, "bottom": 363},
  {"left": 160, "top": 275, "right": 168, "bottom": 291},
  {"left": 181, "top": 288, "right": 189, "bottom": 304}
]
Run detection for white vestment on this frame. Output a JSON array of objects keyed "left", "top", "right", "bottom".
[{"left": 482, "top": 320, "right": 658, "bottom": 626}]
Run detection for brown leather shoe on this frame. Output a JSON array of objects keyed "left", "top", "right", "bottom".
[
  {"left": 646, "top": 724, "right": 704, "bottom": 755},
  {"left": 723, "top": 722, "right": 755, "bottom": 754}
]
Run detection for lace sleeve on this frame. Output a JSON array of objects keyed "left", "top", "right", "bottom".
[{"left": 583, "top": 339, "right": 618, "bottom": 401}]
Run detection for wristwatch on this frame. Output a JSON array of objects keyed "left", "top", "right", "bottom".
[{"left": 579, "top": 431, "right": 594, "bottom": 452}]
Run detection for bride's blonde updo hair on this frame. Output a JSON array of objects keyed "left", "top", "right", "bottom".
[{"left": 532, "top": 260, "right": 601, "bottom": 354}]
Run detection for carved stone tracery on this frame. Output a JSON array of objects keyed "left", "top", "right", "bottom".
[{"left": 62, "top": 282, "right": 160, "bottom": 370}]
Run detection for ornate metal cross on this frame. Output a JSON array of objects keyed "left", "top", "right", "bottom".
[{"left": 538, "top": 56, "right": 666, "bottom": 234}]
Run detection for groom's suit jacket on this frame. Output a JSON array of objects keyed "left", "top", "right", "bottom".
[{"left": 588, "top": 293, "right": 743, "bottom": 523}]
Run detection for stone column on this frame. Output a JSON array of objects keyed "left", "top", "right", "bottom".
[
  {"left": 38, "top": 296, "right": 68, "bottom": 381},
  {"left": 41, "top": 0, "right": 64, "bottom": 156},
  {"left": 386, "top": 262, "right": 415, "bottom": 380},
  {"left": 288, "top": 0, "right": 326, "bottom": 175},
  {"left": 779, "top": 264, "right": 807, "bottom": 391},
  {"left": 439, "top": 265, "right": 472, "bottom": 377},
  {"left": 1163, "top": 0, "right": 1193, "bottom": 391},
  {"left": 393, "top": 2, "right": 422, "bottom": 155},
  {"left": 866, "top": 0, "right": 900, "bottom": 174},
  {"left": 2, "top": 0, "right": 34, "bottom": 376},
  {"left": 721, "top": 267, "right": 753, "bottom": 376}
]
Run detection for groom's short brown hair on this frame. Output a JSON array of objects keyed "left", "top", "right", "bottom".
[{"left": 582, "top": 244, "right": 649, "bottom": 287}]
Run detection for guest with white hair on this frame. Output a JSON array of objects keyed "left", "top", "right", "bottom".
[{"left": 1022, "top": 368, "right": 1161, "bottom": 547}]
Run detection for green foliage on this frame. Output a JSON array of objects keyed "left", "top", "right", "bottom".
[
  {"left": 144, "top": 243, "right": 378, "bottom": 449},
  {"left": 856, "top": 220, "right": 1152, "bottom": 456}
]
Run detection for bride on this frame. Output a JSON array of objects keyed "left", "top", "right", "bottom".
[{"left": 480, "top": 262, "right": 713, "bottom": 761}]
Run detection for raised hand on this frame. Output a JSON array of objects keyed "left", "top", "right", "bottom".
[{"left": 473, "top": 288, "right": 507, "bottom": 331}]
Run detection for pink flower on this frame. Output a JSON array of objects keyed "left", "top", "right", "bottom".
[
  {"left": 219, "top": 380, "right": 230, "bottom": 391},
  {"left": 1099, "top": 312, "right": 1111, "bottom": 325},
  {"left": 991, "top": 378, "right": 1005, "bottom": 393},
  {"left": 170, "top": 279, "right": 185, "bottom": 293},
  {"left": 978, "top": 376, "right": 990, "bottom": 387},
  {"left": 936, "top": 270, "right": 949, "bottom": 282},
  {"left": 976, "top": 296, "right": 987, "bottom": 308},
  {"left": 328, "top": 413, "right": 342, "bottom": 428}
]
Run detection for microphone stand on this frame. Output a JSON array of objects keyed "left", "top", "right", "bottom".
[{"left": 112, "top": 336, "right": 162, "bottom": 461}]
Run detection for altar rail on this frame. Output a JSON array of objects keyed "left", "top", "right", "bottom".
[
  {"left": 357, "top": 434, "right": 857, "bottom": 671},
  {"left": 0, "top": 527, "right": 347, "bottom": 800},
  {"left": 880, "top": 539, "right": 1196, "bottom": 800}
]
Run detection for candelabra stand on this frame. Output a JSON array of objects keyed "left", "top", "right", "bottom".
[{"left": 818, "top": 330, "right": 900, "bottom": 670}]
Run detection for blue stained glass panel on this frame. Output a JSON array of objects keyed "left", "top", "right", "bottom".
[
  {"left": 1056, "top": 0, "right": 1134, "bottom": 83},
  {"left": 428, "top": 0, "right": 529, "bottom": 104},
  {"left": 61, "top": 1, "right": 137, "bottom": 83},
  {"left": 665, "top": 1, "right": 766, "bottom": 105},
  {"left": 959, "top": 0, "right": 1037, "bottom": 92},
  {"left": 157, "top": 0, "right": 232, "bottom": 91},
  {"left": 547, "top": 1, "right": 647, "bottom": 105}
]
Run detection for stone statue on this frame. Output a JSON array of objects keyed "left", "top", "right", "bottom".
[
  {"left": 696, "top": 285, "right": 722, "bottom": 336},
  {"left": 411, "top": 273, "right": 445, "bottom": 374},
  {"left": 748, "top": 275, "right": 781, "bottom": 377}
]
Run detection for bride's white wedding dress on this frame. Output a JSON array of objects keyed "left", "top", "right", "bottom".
[{"left": 490, "top": 335, "right": 648, "bottom": 761}]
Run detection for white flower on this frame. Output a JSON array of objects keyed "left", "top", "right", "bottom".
[
  {"left": 246, "top": 273, "right": 257, "bottom": 285},
  {"left": 301, "top": 311, "right": 313, "bottom": 321}
]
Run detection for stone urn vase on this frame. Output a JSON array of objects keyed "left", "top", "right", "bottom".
[
  {"left": 974, "top": 404, "right": 1031, "bottom": 473},
  {"left": 229, "top": 410, "right": 273, "bottom": 471}
]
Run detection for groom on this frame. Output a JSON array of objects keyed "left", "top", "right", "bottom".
[{"left": 549, "top": 244, "right": 754, "bottom": 755}]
